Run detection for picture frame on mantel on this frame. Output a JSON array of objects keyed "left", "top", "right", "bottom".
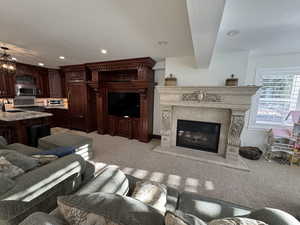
[
  {"left": 165, "top": 74, "right": 177, "bottom": 86},
  {"left": 225, "top": 74, "right": 239, "bottom": 86}
]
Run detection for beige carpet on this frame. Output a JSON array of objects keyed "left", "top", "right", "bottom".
[{"left": 53, "top": 128, "right": 300, "bottom": 218}]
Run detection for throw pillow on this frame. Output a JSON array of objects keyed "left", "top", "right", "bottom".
[
  {"left": 208, "top": 217, "right": 267, "bottom": 225},
  {"left": 57, "top": 192, "right": 164, "bottom": 225},
  {"left": 37, "top": 146, "right": 76, "bottom": 158},
  {"left": 0, "top": 174, "right": 15, "bottom": 195},
  {"left": 0, "top": 156, "right": 24, "bottom": 178},
  {"left": 0, "top": 150, "right": 39, "bottom": 171},
  {"left": 165, "top": 211, "right": 207, "bottom": 225},
  {"left": 131, "top": 180, "right": 167, "bottom": 214}
]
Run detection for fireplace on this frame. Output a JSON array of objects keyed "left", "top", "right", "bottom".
[{"left": 176, "top": 120, "right": 221, "bottom": 153}]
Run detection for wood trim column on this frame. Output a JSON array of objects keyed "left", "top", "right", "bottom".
[{"left": 138, "top": 89, "right": 149, "bottom": 142}]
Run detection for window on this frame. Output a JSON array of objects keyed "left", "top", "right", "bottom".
[{"left": 251, "top": 68, "right": 300, "bottom": 128}]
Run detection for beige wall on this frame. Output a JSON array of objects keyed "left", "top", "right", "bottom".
[{"left": 154, "top": 51, "right": 300, "bottom": 150}]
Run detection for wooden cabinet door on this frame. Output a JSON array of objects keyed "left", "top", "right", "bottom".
[
  {"left": 68, "top": 82, "right": 87, "bottom": 130},
  {"left": 48, "top": 69, "right": 62, "bottom": 98},
  {"left": 0, "top": 72, "right": 15, "bottom": 97},
  {"left": 0, "top": 73, "right": 5, "bottom": 97},
  {"left": 117, "top": 118, "right": 131, "bottom": 138}
]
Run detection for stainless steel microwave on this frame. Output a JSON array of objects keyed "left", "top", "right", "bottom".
[{"left": 15, "top": 84, "right": 37, "bottom": 97}]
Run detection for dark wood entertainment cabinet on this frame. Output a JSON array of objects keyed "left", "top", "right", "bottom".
[
  {"left": 61, "top": 57, "right": 155, "bottom": 142},
  {"left": 87, "top": 57, "right": 155, "bottom": 142}
]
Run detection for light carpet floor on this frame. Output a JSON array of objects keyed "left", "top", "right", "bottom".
[{"left": 53, "top": 128, "right": 300, "bottom": 218}]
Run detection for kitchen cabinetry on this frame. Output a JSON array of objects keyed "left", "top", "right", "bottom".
[
  {"left": 67, "top": 82, "right": 87, "bottom": 130},
  {"left": 45, "top": 108, "right": 69, "bottom": 128},
  {"left": 0, "top": 71, "right": 15, "bottom": 98},
  {"left": 48, "top": 69, "right": 63, "bottom": 98},
  {"left": 16, "top": 63, "right": 49, "bottom": 98},
  {"left": 61, "top": 65, "right": 96, "bottom": 132}
]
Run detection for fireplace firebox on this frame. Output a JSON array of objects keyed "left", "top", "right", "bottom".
[{"left": 176, "top": 120, "right": 221, "bottom": 153}]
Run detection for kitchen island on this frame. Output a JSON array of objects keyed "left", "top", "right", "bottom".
[{"left": 0, "top": 110, "right": 53, "bottom": 145}]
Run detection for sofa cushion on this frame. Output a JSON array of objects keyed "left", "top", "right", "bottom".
[
  {"left": 57, "top": 192, "right": 164, "bottom": 225},
  {"left": 19, "top": 212, "right": 66, "bottom": 225},
  {"left": 76, "top": 166, "right": 129, "bottom": 196},
  {"left": 6, "top": 143, "right": 41, "bottom": 156},
  {"left": 0, "top": 174, "right": 15, "bottom": 195},
  {"left": 0, "top": 150, "right": 39, "bottom": 172},
  {"left": 208, "top": 217, "right": 267, "bottom": 225},
  {"left": 132, "top": 180, "right": 167, "bottom": 214},
  {"left": 165, "top": 211, "right": 207, "bottom": 225},
  {"left": 247, "top": 208, "right": 300, "bottom": 225},
  {"left": 0, "top": 156, "right": 24, "bottom": 178},
  {"left": 178, "top": 192, "right": 251, "bottom": 222},
  {"left": 38, "top": 133, "right": 93, "bottom": 160}
]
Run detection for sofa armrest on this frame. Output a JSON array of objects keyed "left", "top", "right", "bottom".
[
  {"left": 19, "top": 212, "right": 66, "bottom": 225},
  {"left": 1, "top": 154, "right": 86, "bottom": 201},
  {"left": 247, "top": 208, "right": 300, "bottom": 225},
  {"left": 0, "top": 136, "right": 7, "bottom": 148}
]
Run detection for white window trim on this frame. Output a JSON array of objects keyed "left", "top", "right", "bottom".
[{"left": 248, "top": 66, "right": 300, "bottom": 130}]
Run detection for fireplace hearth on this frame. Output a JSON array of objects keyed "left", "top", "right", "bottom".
[{"left": 176, "top": 120, "right": 221, "bottom": 153}]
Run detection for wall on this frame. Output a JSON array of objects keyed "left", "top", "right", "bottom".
[
  {"left": 165, "top": 51, "right": 249, "bottom": 86},
  {"left": 241, "top": 52, "right": 300, "bottom": 150},
  {"left": 155, "top": 51, "right": 300, "bottom": 150},
  {"left": 153, "top": 51, "right": 250, "bottom": 135},
  {"left": 153, "top": 61, "right": 166, "bottom": 135}
]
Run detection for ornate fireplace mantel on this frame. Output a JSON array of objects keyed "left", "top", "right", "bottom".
[{"left": 157, "top": 86, "right": 259, "bottom": 161}]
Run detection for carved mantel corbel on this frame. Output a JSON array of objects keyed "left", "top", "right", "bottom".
[
  {"left": 160, "top": 106, "right": 173, "bottom": 148},
  {"left": 226, "top": 110, "right": 246, "bottom": 161}
]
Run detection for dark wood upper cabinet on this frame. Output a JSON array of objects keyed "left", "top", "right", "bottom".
[
  {"left": 0, "top": 71, "right": 15, "bottom": 98},
  {"left": 15, "top": 63, "right": 49, "bottom": 98},
  {"left": 48, "top": 69, "right": 63, "bottom": 98}
]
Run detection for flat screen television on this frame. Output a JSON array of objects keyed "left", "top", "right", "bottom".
[{"left": 108, "top": 92, "right": 140, "bottom": 118}]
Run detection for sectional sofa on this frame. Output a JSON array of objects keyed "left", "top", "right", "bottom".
[
  {"left": 20, "top": 166, "right": 300, "bottom": 225},
  {"left": 0, "top": 136, "right": 94, "bottom": 225}
]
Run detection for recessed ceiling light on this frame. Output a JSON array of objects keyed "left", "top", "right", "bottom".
[
  {"left": 101, "top": 49, "right": 107, "bottom": 54},
  {"left": 59, "top": 56, "right": 65, "bottom": 60},
  {"left": 38, "top": 62, "right": 44, "bottom": 66},
  {"left": 11, "top": 57, "right": 17, "bottom": 61},
  {"left": 158, "top": 41, "right": 168, "bottom": 46},
  {"left": 227, "top": 30, "right": 240, "bottom": 37}
]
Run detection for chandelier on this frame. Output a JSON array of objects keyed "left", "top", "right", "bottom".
[{"left": 0, "top": 46, "right": 16, "bottom": 72}]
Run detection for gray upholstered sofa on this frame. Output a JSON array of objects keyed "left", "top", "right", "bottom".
[
  {"left": 19, "top": 166, "right": 300, "bottom": 225},
  {"left": 0, "top": 136, "right": 94, "bottom": 225}
]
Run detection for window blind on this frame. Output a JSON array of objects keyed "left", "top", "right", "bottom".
[{"left": 256, "top": 73, "right": 300, "bottom": 125}]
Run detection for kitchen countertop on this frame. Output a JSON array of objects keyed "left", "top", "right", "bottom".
[
  {"left": 44, "top": 106, "right": 68, "bottom": 110},
  {"left": 0, "top": 110, "right": 53, "bottom": 122}
]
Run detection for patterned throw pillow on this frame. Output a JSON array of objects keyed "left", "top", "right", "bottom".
[
  {"left": 132, "top": 181, "right": 167, "bottom": 214},
  {"left": 57, "top": 192, "right": 164, "bottom": 225},
  {"left": 165, "top": 211, "right": 207, "bottom": 225},
  {"left": 208, "top": 217, "right": 268, "bottom": 225},
  {"left": 0, "top": 156, "right": 24, "bottom": 178}
]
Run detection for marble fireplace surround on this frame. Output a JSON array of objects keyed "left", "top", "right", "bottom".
[{"left": 155, "top": 86, "right": 259, "bottom": 170}]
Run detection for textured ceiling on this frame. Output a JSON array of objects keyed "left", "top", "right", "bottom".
[
  {"left": 0, "top": 0, "right": 194, "bottom": 68},
  {"left": 216, "top": 0, "right": 300, "bottom": 55}
]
